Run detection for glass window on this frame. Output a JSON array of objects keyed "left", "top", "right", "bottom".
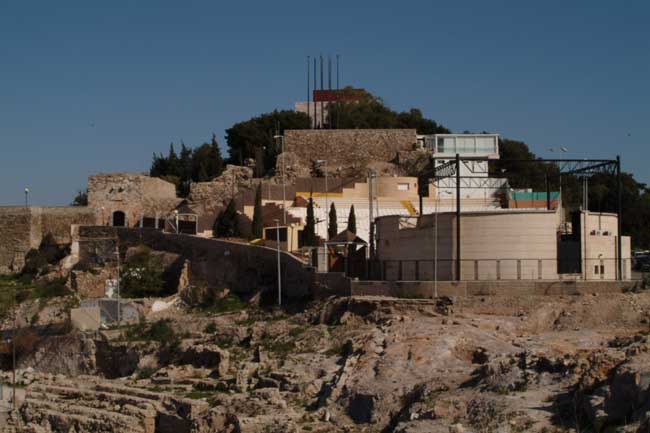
[
  {"left": 397, "top": 183, "right": 409, "bottom": 191},
  {"left": 476, "top": 136, "right": 496, "bottom": 153}
]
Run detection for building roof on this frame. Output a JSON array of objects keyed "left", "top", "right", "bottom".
[
  {"left": 175, "top": 200, "right": 198, "bottom": 215},
  {"left": 329, "top": 229, "right": 367, "bottom": 244}
]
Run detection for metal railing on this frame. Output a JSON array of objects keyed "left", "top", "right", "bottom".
[{"left": 368, "top": 258, "right": 633, "bottom": 282}]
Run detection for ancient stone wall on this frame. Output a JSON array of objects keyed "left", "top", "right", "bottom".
[
  {"left": 188, "top": 165, "right": 255, "bottom": 212},
  {"left": 284, "top": 129, "right": 417, "bottom": 176},
  {"left": 87, "top": 173, "right": 179, "bottom": 227},
  {"left": 75, "top": 227, "right": 313, "bottom": 299},
  {"left": 0, "top": 206, "right": 95, "bottom": 274},
  {"left": 0, "top": 207, "right": 32, "bottom": 274}
]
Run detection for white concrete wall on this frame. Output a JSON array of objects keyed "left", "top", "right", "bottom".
[{"left": 376, "top": 210, "right": 560, "bottom": 280}]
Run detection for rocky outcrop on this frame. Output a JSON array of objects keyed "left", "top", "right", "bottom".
[
  {"left": 19, "top": 378, "right": 211, "bottom": 433},
  {"left": 18, "top": 335, "right": 97, "bottom": 377},
  {"left": 582, "top": 351, "right": 650, "bottom": 432},
  {"left": 189, "top": 165, "right": 255, "bottom": 209},
  {"left": 274, "top": 151, "right": 310, "bottom": 181},
  {"left": 179, "top": 341, "right": 230, "bottom": 377}
]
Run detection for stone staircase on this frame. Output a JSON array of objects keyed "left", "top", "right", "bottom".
[{"left": 18, "top": 378, "right": 209, "bottom": 433}]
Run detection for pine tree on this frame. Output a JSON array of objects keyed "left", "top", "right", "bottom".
[
  {"left": 209, "top": 133, "right": 225, "bottom": 178},
  {"left": 167, "top": 143, "right": 180, "bottom": 177},
  {"left": 304, "top": 193, "right": 316, "bottom": 246},
  {"left": 328, "top": 202, "right": 338, "bottom": 240},
  {"left": 252, "top": 183, "right": 263, "bottom": 239},
  {"left": 347, "top": 205, "right": 356, "bottom": 234},
  {"left": 214, "top": 199, "right": 238, "bottom": 237},
  {"left": 179, "top": 143, "right": 193, "bottom": 182}
]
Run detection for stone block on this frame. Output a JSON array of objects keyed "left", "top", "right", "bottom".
[{"left": 70, "top": 307, "right": 101, "bottom": 332}]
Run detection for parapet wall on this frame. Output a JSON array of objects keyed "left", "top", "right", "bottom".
[
  {"left": 0, "top": 206, "right": 96, "bottom": 274},
  {"left": 77, "top": 227, "right": 313, "bottom": 299},
  {"left": 284, "top": 129, "right": 417, "bottom": 174}
]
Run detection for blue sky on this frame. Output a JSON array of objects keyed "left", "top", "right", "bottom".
[{"left": 1, "top": 1, "right": 648, "bottom": 205}]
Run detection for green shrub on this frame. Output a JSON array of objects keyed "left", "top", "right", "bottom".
[
  {"left": 204, "top": 322, "right": 217, "bottom": 334},
  {"left": 200, "top": 294, "right": 246, "bottom": 314},
  {"left": 120, "top": 247, "right": 165, "bottom": 298},
  {"left": 125, "top": 319, "right": 182, "bottom": 348},
  {"left": 31, "top": 278, "right": 69, "bottom": 299}
]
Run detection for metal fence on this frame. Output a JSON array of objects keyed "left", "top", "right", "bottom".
[{"left": 368, "top": 258, "right": 633, "bottom": 282}]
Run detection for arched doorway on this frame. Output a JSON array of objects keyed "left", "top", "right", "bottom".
[{"left": 112, "top": 211, "right": 126, "bottom": 227}]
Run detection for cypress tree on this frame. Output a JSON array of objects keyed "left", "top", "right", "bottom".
[
  {"left": 328, "top": 202, "right": 338, "bottom": 240},
  {"left": 215, "top": 199, "right": 238, "bottom": 237},
  {"left": 252, "top": 183, "right": 263, "bottom": 239},
  {"left": 347, "top": 205, "right": 356, "bottom": 234},
  {"left": 167, "top": 143, "right": 180, "bottom": 177},
  {"left": 304, "top": 193, "right": 316, "bottom": 246}
]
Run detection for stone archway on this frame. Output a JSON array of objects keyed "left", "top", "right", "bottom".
[{"left": 112, "top": 211, "right": 126, "bottom": 227}]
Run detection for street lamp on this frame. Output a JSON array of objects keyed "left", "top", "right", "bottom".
[
  {"left": 316, "top": 160, "right": 328, "bottom": 230},
  {"left": 434, "top": 187, "right": 453, "bottom": 299},
  {"left": 274, "top": 218, "right": 282, "bottom": 306},
  {"left": 273, "top": 135, "right": 287, "bottom": 225},
  {"left": 115, "top": 248, "right": 121, "bottom": 325},
  {"left": 24, "top": 188, "right": 30, "bottom": 208}
]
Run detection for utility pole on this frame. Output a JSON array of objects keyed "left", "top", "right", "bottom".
[
  {"left": 12, "top": 279, "right": 16, "bottom": 412},
  {"left": 455, "top": 154, "right": 461, "bottom": 282},
  {"left": 115, "top": 247, "right": 121, "bottom": 325},
  {"left": 368, "top": 170, "right": 375, "bottom": 260},
  {"left": 273, "top": 135, "right": 287, "bottom": 225},
  {"left": 274, "top": 219, "right": 282, "bottom": 306},
  {"left": 617, "top": 155, "right": 622, "bottom": 280}
]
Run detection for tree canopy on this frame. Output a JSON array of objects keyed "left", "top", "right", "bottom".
[
  {"left": 347, "top": 205, "right": 357, "bottom": 234},
  {"left": 328, "top": 203, "right": 338, "bottom": 240},
  {"left": 225, "top": 110, "right": 311, "bottom": 176},
  {"left": 494, "top": 138, "right": 650, "bottom": 249},
  {"left": 150, "top": 134, "right": 225, "bottom": 197},
  {"left": 303, "top": 194, "right": 317, "bottom": 247},
  {"left": 214, "top": 199, "right": 239, "bottom": 238},
  {"left": 328, "top": 87, "right": 450, "bottom": 134},
  {"left": 252, "top": 183, "right": 263, "bottom": 239}
]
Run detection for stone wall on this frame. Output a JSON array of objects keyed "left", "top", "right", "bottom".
[
  {"left": 0, "top": 206, "right": 96, "bottom": 274},
  {"left": 188, "top": 165, "right": 255, "bottom": 212},
  {"left": 76, "top": 227, "right": 313, "bottom": 299},
  {"left": 87, "top": 173, "right": 180, "bottom": 227},
  {"left": 284, "top": 129, "right": 417, "bottom": 176}
]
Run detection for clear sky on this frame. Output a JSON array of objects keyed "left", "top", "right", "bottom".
[{"left": 1, "top": 1, "right": 648, "bottom": 205}]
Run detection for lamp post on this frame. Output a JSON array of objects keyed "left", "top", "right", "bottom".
[
  {"left": 434, "top": 187, "right": 453, "bottom": 299},
  {"left": 115, "top": 248, "right": 121, "bottom": 325},
  {"left": 24, "top": 187, "right": 30, "bottom": 207},
  {"left": 273, "top": 135, "right": 287, "bottom": 225},
  {"left": 316, "top": 160, "right": 328, "bottom": 230},
  {"left": 274, "top": 219, "right": 282, "bottom": 306}
]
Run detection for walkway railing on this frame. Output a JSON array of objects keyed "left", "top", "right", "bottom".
[{"left": 368, "top": 258, "right": 633, "bottom": 281}]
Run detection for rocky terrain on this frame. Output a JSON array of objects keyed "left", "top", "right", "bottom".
[{"left": 2, "top": 291, "right": 650, "bottom": 433}]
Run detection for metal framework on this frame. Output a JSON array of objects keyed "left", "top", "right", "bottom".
[{"left": 417, "top": 156, "right": 623, "bottom": 281}]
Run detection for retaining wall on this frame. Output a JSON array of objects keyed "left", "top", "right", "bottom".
[
  {"left": 350, "top": 279, "right": 639, "bottom": 298},
  {"left": 77, "top": 227, "right": 313, "bottom": 299},
  {"left": 284, "top": 129, "right": 417, "bottom": 172}
]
